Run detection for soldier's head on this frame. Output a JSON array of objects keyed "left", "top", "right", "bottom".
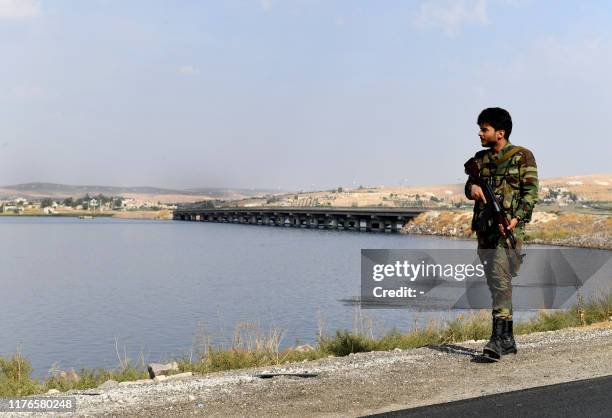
[{"left": 477, "top": 107, "right": 512, "bottom": 148}]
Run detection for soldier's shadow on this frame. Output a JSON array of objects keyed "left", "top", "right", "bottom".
[{"left": 426, "top": 343, "right": 496, "bottom": 363}]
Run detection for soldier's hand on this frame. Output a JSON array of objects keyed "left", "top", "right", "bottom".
[
  {"left": 470, "top": 185, "right": 487, "bottom": 203},
  {"left": 508, "top": 218, "right": 518, "bottom": 231},
  {"left": 498, "top": 218, "right": 519, "bottom": 237}
]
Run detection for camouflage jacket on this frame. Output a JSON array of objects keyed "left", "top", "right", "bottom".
[{"left": 464, "top": 141, "right": 539, "bottom": 232}]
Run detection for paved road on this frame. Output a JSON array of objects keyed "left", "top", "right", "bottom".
[{"left": 369, "top": 374, "right": 612, "bottom": 418}]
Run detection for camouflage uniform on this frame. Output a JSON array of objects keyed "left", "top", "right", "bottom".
[{"left": 464, "top": 141, "right": 539, "bottom": 320}]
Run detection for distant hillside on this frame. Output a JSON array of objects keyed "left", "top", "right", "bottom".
[
  {"left": 0, "top": 183, "right": 283, "bottom": 203},
  {"left": 184, "top": 187, "right": 284, "bottom": 196},
  {"left": 3, "top": 183, "right": 202, "bottom": 196},
  {"left": 222, "top": 173, "right": 612, "bottom": 209}
]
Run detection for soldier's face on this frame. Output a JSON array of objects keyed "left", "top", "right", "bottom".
[{"left": 478, "top": 123, "right": 503, "bottom": 148}]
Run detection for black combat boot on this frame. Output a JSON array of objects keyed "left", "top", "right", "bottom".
[
  {"left": 500, "top": 319, "right": 517, "bottom": 355},
  {"left": 483, "top": 317, "right": 504, "bottom": 360}
]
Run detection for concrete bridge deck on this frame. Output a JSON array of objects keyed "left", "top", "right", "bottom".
[{"left": 173, "top": 206, "right": 427, "bottom": 233}]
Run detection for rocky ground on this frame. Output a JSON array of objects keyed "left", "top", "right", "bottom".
[
  {"left": 401, "top": 210, "right": 612, "bottom": 250},
  {"left": 10, "top": 321, "right": 612, "bottom": 417}
]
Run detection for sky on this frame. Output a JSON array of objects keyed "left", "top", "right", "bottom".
[{"left": 0, "top": 0, "right": 611, "bottom": 191}]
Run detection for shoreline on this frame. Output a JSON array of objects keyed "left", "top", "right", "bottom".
[
  {"left": 1, "top": 209, "right": 611, "bottom": 250},
  {"left": 0, "top": 210, "right": 172, "bottom": 220}
]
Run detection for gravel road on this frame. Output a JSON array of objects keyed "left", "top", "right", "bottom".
[{"left": 7, "top": 322, "right": 611, "bottom": 417}]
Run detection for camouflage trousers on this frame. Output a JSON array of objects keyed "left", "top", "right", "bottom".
[{"left": 477, "top": 227, "right": 524, "bottom": 320}]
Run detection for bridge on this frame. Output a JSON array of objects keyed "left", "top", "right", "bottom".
[{"left": 172, "top": 206, "right": 427, "bottom": 233}]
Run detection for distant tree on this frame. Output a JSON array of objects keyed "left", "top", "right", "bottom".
[
  {"left": 199, "top": 200, "right": 215, "bottom": 208},
  {"left": 337, "top": 187, "right": 343, "bottom": 193},
  {"left": 41, "top": 198, "right": 53, "bottom": 208},
  {"left": 63, "top": 197, "right": 74, "bottom": 207}
]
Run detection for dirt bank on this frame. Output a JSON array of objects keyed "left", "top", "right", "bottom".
[{"left": 111, "top": 210, "right": 172, "bottom": 220}]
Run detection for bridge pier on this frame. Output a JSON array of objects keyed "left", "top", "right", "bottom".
[{"left": 326, "top": 216, "right": 338, "bottom": 229}]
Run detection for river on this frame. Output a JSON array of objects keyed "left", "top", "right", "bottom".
[{"left": 0, "top": 217, "right": 608, "bottom": 377}]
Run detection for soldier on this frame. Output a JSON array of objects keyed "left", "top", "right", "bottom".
[{"left": 464, "top": 107, "right": 539, "bottom": 360}]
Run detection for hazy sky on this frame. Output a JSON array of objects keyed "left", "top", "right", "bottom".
[{"left": 0, "top": 0, "right": 610, "bottom": 191}]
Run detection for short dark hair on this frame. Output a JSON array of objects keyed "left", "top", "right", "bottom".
[{"left": 477, "top": 107, "right": 512, "bottom": 139}]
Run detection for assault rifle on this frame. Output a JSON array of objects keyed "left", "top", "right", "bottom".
[{"left": 464, "top": 157, "right": 525, "bottom": 268}]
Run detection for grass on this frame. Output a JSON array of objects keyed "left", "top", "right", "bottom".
[
  {"left": 0, "top": 351, "right": 149, "bottom": 397},
  {"left": 1, "top": 290, "right": 611, "bottom": 397}
]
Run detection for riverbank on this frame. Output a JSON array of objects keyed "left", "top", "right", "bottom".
[
  {"left": 401, "top": 210, "right": 612, "bottom": 250},
  {"left": 0, "top": 210, "right": 172, "bottom": 220},
  {"left": 1, "top": 292, "right": 610, "bottom": 400},
  {"left": 7, "top": 320, "right": 612, "bottom": 417}
]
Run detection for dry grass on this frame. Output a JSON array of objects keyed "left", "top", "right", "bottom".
[{"left": 178, "top": 321, "right": 319, "bottom": 374}]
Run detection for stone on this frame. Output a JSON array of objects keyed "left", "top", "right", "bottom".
[
  {"left": 99, "top": 380, "right": 119, "bottom": 389},
  {"left": 154, "top": 375, "right": 167, "bottom": 383},
  {"left": 166, "top": 372, "right": 193, "bottom": 380},
  {"left": 147, "top": 362, "right": 179, "bottom": 378},
  {"left": 135, "top": 379, "right": 154, "bottom": 385},
  {"left": 118, "top": 379, "right": 152, "bottom": 387},
  {"left": 47, "top": 389, "right": 60, "bottom": 394},
  {"left": 294, "top": 344, "right": 315, "bottom": 352}
]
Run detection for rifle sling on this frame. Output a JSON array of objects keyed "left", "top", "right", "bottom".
[{"left": 493, "top": 146, "right": 525, "bottom": 165}]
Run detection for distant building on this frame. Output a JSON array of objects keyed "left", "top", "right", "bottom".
[{"left": 2, "top": 205, "right": 24, "bottom": 213}]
